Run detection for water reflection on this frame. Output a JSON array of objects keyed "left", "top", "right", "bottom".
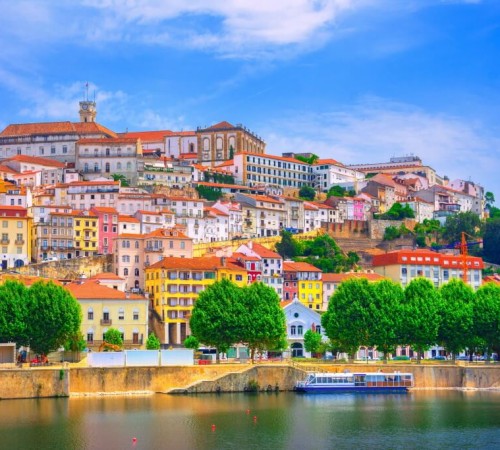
[{"left": 0, "top": 391, "right": 499, "bottom": 450}]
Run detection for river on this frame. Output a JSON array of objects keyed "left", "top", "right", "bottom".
[{"left": 0, "top": 391, "right": 499, "bottom": 449}]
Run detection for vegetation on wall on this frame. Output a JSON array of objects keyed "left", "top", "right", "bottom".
[{"left": 196, "top": 185, "right": 224, "bottom": 201}]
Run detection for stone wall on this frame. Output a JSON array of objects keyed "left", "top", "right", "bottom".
[
  {"left": 324, "top": 221, "right": 369, "bottom": 239},
  {"left": 1, "top": 364, "right": 499, "bottom": 399},
  {"left": 369, "top": 219, "right": 416, "bottom": 240},
  {"left": 0, "top": 367, "right": 69, "bottom": 399},
  {"left": 16, "top": 255, "right": 113, "bottom": 280}
]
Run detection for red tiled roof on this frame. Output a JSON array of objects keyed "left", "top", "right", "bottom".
[
  {"left": 247, "top": 242, "right": 281, "bottom": 259},
  {"left": 119, "top": 130, "right": 172, "bottom": 141},
  {"left": 283, "top": 261, "right": 322, "bottom": 272},
  {"left": 5, "top": 155, "right": 66, "bottom": 168},
  {"left": 372, "top": 249, "right": 484, "bottom": 269},
  {"left": 148, "top": 255, "right": 242, "bottom": 271},
  {"left": 314, "top": 158, "right": 345, "bottom": 167},
  {"left": 89, "top": 272, "right": 125, "bottom": 281},
  {"left": 202, "top": 121, "right": 235, "bottom": 130},
  {"left": 77, "top": 138, "right": 138, "bottom": 145},
  {"left": 322, "top": 272, "right": 385, "bottom": 282},
  {"left": 65, "top": 280, "right": 144, "bottom": 300}
]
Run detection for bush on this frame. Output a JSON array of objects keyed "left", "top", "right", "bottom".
[
  {"left": 392, "top": 355, "right": 410, "bottom": 361},
  {"left": 245, "top": 379, "right": 260, "bottom": 392}
]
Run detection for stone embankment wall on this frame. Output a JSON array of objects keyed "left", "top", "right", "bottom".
[
  {"left": 1, "top": 364, "right": 499, "bottom": 399},
  {"left": 369, "top": 219, "right": 417, "bottom": 240}
]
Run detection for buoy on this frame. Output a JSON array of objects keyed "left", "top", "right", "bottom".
[
  {"left": 211, "top": 424, "right": 216, "bottom": 431},
  {"left": 132, "top": 437, "right": 137, "bottom": 443},
  {"left": 246, "top": 409, "right": 250, "bottom": 414},
  {"left": 253, "top": 416, "right": 257, "bottom": 421}
]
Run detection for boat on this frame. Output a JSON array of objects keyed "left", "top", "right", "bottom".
[{"left": 295, "top": 371, "right": 413, "bottom": 393}]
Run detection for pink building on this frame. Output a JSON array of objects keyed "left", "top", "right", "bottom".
[
  {"left": 352, "top": 197, "right": 366, "bottom": 221},
  {"left": 91, "top": 207, "right": 119, "bottom": 254}
]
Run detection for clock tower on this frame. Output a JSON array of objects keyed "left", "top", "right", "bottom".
[{"left": 79, "top": 100, "right": 97, "bottom": 123}]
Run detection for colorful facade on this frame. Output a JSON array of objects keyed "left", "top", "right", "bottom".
[{"left": 0, "top": 206, "right": 32, "bottom": 269}]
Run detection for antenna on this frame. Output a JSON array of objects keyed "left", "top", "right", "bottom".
[
  {"left": 93, "top": 89, "right": 96, "bottom": 103},
  {"left": 85, "top": 81, "right": 89, "bottom": 101}
]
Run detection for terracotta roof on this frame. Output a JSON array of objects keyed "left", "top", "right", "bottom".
[
  {"left": 368, "top": 173, "right": 397, "bottom": 188},
  {"left": 372, "top": 249, "right": 484, "bottom": 269},
  {"left": 5, "top": 155, "right": 66, "bottom": 168},
  {"left": 247, "top": 242, "right": 281, "bottom": 259},
  {"left": 178, "top": 153, "right": 198, "bottom": 159},
  {"left": 144, "top": 228, "right": 189, "bottom": 239},
  {"left": 201, "top": 121, "right": 235, "bottom": 131},
  {"left": 1, "top": 121, "right": 116, "bottom": 138},
  {"left": 232, "top": 252, "right": 260, "bottom": 261},
  {"left": 244, "top": 194, "right": 283, "bottom": 204},
  {"left": 215, "top": 160, "right": 234, "bottom": 168},
  {"left": 483, "top": 275, "right": 500, "bottom": 285},
  {"left": 119, "top": 215, "right": 140, "bottom": 223},
  {"left": 314, "top": 158, "right": 345, "bottom": 167},
  {"left": 0, "top": 164, "right": 17, "bottom": 174},
  {"left": 0, "top": 205, "right": 28, "bottom": 212},
  {"left": 148, "top": 256, "right": 242, "bottom": 271},
  {"left": 89, "top": 272, "right": 125, "bottom": 281},
  {"left": 283, "top": 261, "right": 322, "bottom": 272},
  {"left": 65, "top": 280, "right": 144, "bottom": 300},
  {"left": 91, "top": 207, "right": 119, "bottom": 214},
  {"left": 119, "top": 130, "right": 172, "bottom": 141}
]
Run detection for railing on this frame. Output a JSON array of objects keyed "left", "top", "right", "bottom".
[{"left": 100, "top": 319, "right": 112, "bottom": 325}]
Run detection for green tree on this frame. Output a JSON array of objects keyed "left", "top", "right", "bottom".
[
  {"left": 489, "top": 206, "right": 500, "bottom": 219},
  {"left": 183, "top": 335, "right": 199, "bottom": 350},
  {"left": 299, "top": 186, "right": 316, "bottom": 201},
  {"left": 0, "top": 280, "right": 28, "bottom": 345},
  {"left": 63, "top": 332, "right": 86, "bottom": 353},
  {"left": 383, "top": 226, "right": 401, "bottom": 241},
  {"left": 146, "top": 332, "right": 161, "bottom": 350},
  {"left": 240, "top": 282, "right": 287, "bottom": 362},
  {"left": 111, "top": 173, "right": 129, "bottom": 187},
  {"left": 483, "top": 219, "right": 500, "bottom": 264},
  {"left": 275, "top": 230, "right": 301, "bottom": 259},
  {"left": 322, "top": 278, "right": 373, "bottom": 359},
  {"left": 190, "top": 279, "right": 244, "bottom": 362},
  {"left": 473, "top": 282, "right": 500, "bottom": 358},
  {"left": 303, "top": 329, "right": 322, "bottom": 357},
  {"left": 104, "top": 328, "right": 123, "bottom": 348},
  {"left": 401, "top": 278, "right": 441, "bottom": 362},
  {"left": 438, "top": 280, "right": 474, "bottom": 359},
  {"left": 229, "top": 145, "right": 235, "bottom": 160},
  {"left": 369, "top": 279, "right": 405, "bottom": 361},
  {"left": 25, "top": 281, "right": 82, "bottom": 356},
  {"left": 195, "top": 185, "right": 223, "bottom": 201},
  {"left": 443, "top": 211, "right": 481, "bottom": 244},
  {"left": 327, "top": 185, "right": 347, "bottom": 198},
  {"left": 485, "top": 191, "right": 495, "bottom": 209}
]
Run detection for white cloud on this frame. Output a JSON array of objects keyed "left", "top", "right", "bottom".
[{"left": 261, "top": 97, "right": 500, "bottom": 192}]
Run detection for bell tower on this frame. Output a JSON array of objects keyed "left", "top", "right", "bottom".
[
  {"left": 79, "top": 82, "right": 97, "bottom": 122},
  {"left": 79, "top": 100, "right": 97, "bottom": 123}
]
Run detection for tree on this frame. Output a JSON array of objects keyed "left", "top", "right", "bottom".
[
  {"left": 299, "top": 186, "right": 316, "bottom": 201},
  {"left": 0, "top": 280, "right": 28, "bottom": 345},
  {"left": 304, "top": 329, "right": 322, "bottom": 357},
  {"left": 183, "top": 335, "right": 199, "bottom": 350},
  {"left": 275, "top": 230, "right": 301, "bottom": 259},
  {"left": 327, "top": 185, "right": 347, "bottom": 198},
  {"left": 63, "top": 332, "right": 86, "bottom": 353},
  {"left": 483, "top": 219, "right": 500, "bottom": 264},
  {"left": 442, "top": 212, "right": 481, "bottom": 244},
  {"left": 24, "top": 281, "right": 82, "bottom": 356},
  {"left": 322, "top": 278, "right": 373, "bottom": 359},
  {"left": 401, "top": 278, "right": 441, "bottom": 362},
  {"left": 369, "top": 280, "right": 405, "bottom": 361},
  {"left": 485, "top": 191, "right": 495, "bottom": 209},
  {"left": 438, "top": 280, "right": 474, "bottom": 359},
  {"left": 195, "top": 185, "right": 223, "bottom": 201},
  {"left": 146, "top": 332, "right": 161, "bottom": 350},
  {"left": 189, "top": 279, "right": 244, "bottom": 362},
  {"left": 239, "top": 282, "right": 287, "bottom": 362},
  {"left": 383, "top": 226, "right": 401, "bottom": 241},
  {"left": 104, "top": 328, "right": 123, "bottom": 348},
  {"left": 111, "top": 173, "right": 129, "bottom": 187},
  {"left": 229, "top": 145, "right": 235, "bottom": 160},
  {"left": 473, "top": 283, "right": 500, "bottom": 358}
]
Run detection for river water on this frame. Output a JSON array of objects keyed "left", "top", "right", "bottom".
[{"left": 0, "top": 391, "right": 499, "bottom": 450}]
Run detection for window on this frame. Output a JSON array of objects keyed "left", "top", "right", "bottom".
[
  {"left": 297, "top": 325, "right": 303, "bottom": 335},
  {"left": 87, "top": 332, "right": 94, "bottom": 343},
  {"left": 124, "top": 268, "right": 129, "bottom": 276},
  {"left": 88, "top": 308, "right": 94, "bottom": 320},
  {"left": 291, "top": 325, "right": 296, "bottom": 335},
  {"left": 118, "top": 308, "right": 124, "bottom": 320},
  {"left": 133, "top": 309, "right": 139, "bottom": 320}
]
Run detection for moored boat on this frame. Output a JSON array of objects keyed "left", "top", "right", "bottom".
[{"left": 295, "top": 371, "right": 413, "bottom": 393}]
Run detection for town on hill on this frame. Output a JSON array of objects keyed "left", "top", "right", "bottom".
[{"left": 0, "top": 100, "right": 499, "bottom": 363}]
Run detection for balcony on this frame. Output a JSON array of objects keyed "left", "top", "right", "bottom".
[
  {"left": 15, "top": 239, "right": 25, "bottom": 245},
  {"left": 100, "top": 319, "right": 112, "bottom": 325},
  {"left": 1, "top": 239, "right": 10, "bottom": 245},
  {"left": 145, "top": 246, "right": 163, "bottom": 252}
]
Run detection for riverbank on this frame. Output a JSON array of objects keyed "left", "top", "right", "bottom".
[{"left": 0, "top": 363, "right": 499, "bottom": 399}]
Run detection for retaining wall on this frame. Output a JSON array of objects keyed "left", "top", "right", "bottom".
[{"left": 1, "top": 364, "right": 499, "bottom": 399}]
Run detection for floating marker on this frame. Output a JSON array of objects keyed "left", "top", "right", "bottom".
[
  {"left": 132, "top": 437, "right": 137, "bottom": 443},
  {"left": 246, "top": 409, "right": 250, "bottom": 414},
  {"left": 253, "top": 416, "right": 257, "bottom": 421},
  {"left": 211, "top": 424, "right": 216, "bottom": 431}
]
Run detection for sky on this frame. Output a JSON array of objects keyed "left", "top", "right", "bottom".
[{"left": 1, "top": 0, "right": 500, "bottom": 197}]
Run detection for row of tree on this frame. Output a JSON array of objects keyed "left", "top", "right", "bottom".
[
  {"left": 0, "top": 280, "right": 81, "bottom": 355},
  {"left": 322, "top": 277, "right": 500, "bottom": 361},
  {"left": 187, "top": 279, "right": 287, "bottom": 362}
]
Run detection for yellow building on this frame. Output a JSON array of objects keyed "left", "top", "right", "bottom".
[
  {"left": 146, "top": 256, "right": 247, "bottom": 345},
  {"left": 66, "top": 278, "right": 149, "bottom": 350},
  {"left": 283, "top": 261, "right": 323, "bottom": 311},
  {"left": 0, "top": 206, "right": 32, "bottom": 269},
  {"left": 73, "top": 210, "right": 98, "bottom": 257}
]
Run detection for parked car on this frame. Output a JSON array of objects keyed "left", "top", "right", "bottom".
[{"left": 42, "top": 256, "right": 58, "bottom": 263}]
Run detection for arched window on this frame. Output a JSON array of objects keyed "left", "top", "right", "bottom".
[
  {"left": 126, "top": 162, "right": 132, "bottom": 170},
  {"left": 124, "top": 268, "right": 129, "bottom": 276},
  {"left": 87, "top": 329, "right": 94, "bottom": 343},
  {"left": 135, "top": 240, "right": 139, "bottom": 249},
  {"left": 105, "top": 162, "right": 110, "bottom": 173},
  {"left": 291, "top": 325, "right": 296, "bottom": 335},
  {"left": 297, "top": 325, "right": 303, "bottom": 336},
  {"left": 216, "top": 137, "right": 223, "bottom": 150},
  {"left": 203, "top": 138, "right": 210, "bottom": 150},
  {"left": 117, "top": 162, "right": 122, "bottom": 170},
  {"left": 84, "top": 163, "right": 89, "bottom": 173},
  {"left": 134, "top": 268, "right": 139, "bottom": 276},
  {"left": 87, "top": 307, "right": 94, "bottom": 320},
  {"left": 118, "top": 308, "right": 124, "bottom": 320},
  {"left": 94, "top": 163, "right": 99, "bottom": 172},
  {"left": 118, "top": 327, "right": 125, "bottom": 341},
  {"left": 133, "top": 308, "right": 139, "bottom": 320}
]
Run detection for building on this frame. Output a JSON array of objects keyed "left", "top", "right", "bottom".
[
  {"left": 0, "top": 206, "right": 31, "bottom": 269},
  {"left": 145, "top": 256, "right": 247, "bottom": 345},
  {"left": 65, "top": 278, "right": 149, "bottom": 350},
  {"left": 283, "top": 261, "right": 323, "bottom": 310},
  {"left": 113, "top": 228, "right": 193, "bottom": 291},
  {"left": 282, "top": 295, "right": 326, "bottom": 358},
  {"left": 90, "top": 207, "right": 119, "bottom": 254},
  {"left": 372, "top": 249, "right": 484, "bottom": 290},
  {"left": 311, "top": 158, "right": 365, "bottom": 192},
  {"left": 2, "top": 155, "right": 66, "bottom": 187},
  {"left": 235, "top": 193, "right": 286, "bottom": 238},
  {"left": 196, "top": 121, "right": 265, "bottom": 166}
]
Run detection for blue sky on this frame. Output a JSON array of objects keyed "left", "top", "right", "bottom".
[{"left": 1, "top": 0, "right": 500, "bottom": 197}]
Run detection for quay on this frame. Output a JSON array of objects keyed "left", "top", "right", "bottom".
[{"left": 1, "top": 362, "right": 499, "bottom": 399}]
